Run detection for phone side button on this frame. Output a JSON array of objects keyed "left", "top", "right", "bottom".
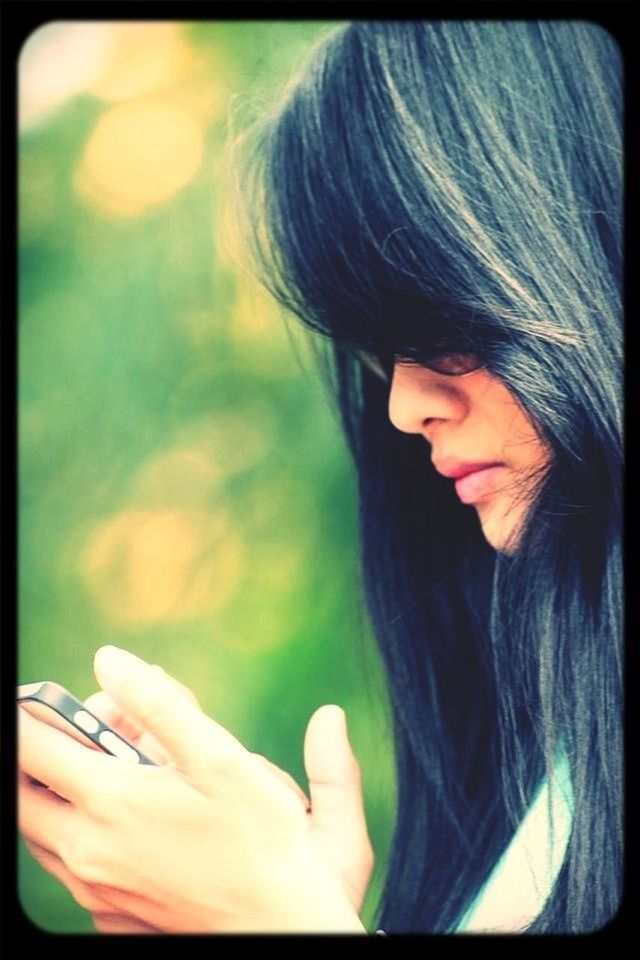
[
  {"left": 98, "top": 731, "right": 141, "bottom": 763},
  {"left": 73, "top": 710, "right": 100, "bottom": 734}
]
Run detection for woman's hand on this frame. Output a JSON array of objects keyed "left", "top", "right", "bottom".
[
  {"left": 81, "top": 683, "right": 374, "bottom": 913},
  {"left": 18, "top": 646, "right": 372, "bottom": 933}
]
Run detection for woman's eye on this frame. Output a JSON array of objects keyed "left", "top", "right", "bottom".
[
  {"left": 354, "top": 349, "right": 483, "bottom": 380},
  {"left": 424, "top": 352, "right": 483, "bottom": 376}
]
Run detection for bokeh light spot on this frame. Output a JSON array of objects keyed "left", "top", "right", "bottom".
[
  {"left": 158, "top": 414, "right": 274, "bottom": 479},
  {"left": 77, "top": 100, "right": 204, "bottom": 217},
  {"left": 81, "top": 509, "right": 244, "bottom": 625},
  {"left": 87, "top": 23, "right": 193, "bottom": 102},
  {"left": 128, "top": 447, "right": 222, "bottom": 507},
  {"left": 19, "top": 23, "right": 117, "bottom": 130}
]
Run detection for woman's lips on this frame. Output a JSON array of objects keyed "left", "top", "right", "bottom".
[{"left": 454, "top": 465, "right": 506, "bottom": 504}]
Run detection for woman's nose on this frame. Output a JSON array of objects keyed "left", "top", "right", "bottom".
[{"left": 387, "top": 365, "right": 467, "bottom": 435}]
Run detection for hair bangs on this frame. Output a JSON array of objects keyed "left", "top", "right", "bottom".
[{"left": 246, "top": 24, "right": 518, "bottom": 371}]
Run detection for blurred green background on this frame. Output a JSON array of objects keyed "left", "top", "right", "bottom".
[{"left": 18, "top": 21, "right": 394, "bottom": 933}]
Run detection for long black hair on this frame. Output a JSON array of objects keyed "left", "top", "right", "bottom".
[{"left": 241, "top": 21, "right": 623, "bottom": 933}]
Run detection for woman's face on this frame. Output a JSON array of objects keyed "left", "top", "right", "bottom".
[{"left": 386, "top": 358, "right": 551, "bottom": 554}]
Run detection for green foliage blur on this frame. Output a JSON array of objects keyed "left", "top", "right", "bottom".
[{"left": 18, "top": 21, "right": 395, "bottom": 933}]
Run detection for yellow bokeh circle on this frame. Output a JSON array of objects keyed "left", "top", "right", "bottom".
[
  {"left": 81, "top": 509, "right": 244, "bottom": 625},
  {"left": 77, "top": 100, "right": 204, "bottom": 216},
  {"left": 87, "top": 23, "right": 192, "bottom": 102}
]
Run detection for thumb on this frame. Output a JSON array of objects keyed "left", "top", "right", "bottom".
[
  {"left": 93, "top": 646, "right": 243, "bottom": 780},
  {"left": 304, "top": 705, "right": 373, "bottom": 880}
]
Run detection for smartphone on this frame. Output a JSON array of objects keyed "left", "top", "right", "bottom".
[{"left": 17, "top": 681, "right": 157, "bottom": 765}]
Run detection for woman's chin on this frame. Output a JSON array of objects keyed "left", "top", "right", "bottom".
[{"left": 476, "top": 501, "right": 525, "bottom": 555}]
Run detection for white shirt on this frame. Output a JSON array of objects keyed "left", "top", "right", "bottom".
[{"left": 456, "top": 750, "right": 573, "bottom": 933}]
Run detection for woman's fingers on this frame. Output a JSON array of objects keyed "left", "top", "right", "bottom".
[
  {"left": 18, "top": 699, "right": 103, "bottom": 754},
  {"left": 24, "top": 840, "right": 160, "bottom": 933},
  {"left": 304, "top": 706, "right": 374, "bottom": 911},
  {"left": 25, "top": 839, "right": 114, "bottom": 913},
  {"left": 19, "top": 772, "right": 76, "bottom": 858},
  {"left": 18, "top": 708, "right": 111, "bottom": 806},
  {"left": 83, "top": 667, "right": 204, "bottom": 765},
  {"left": 92, "top": 914, "right": 160, "bottom": 934},
  {"left": 92, "top": 646, "right": 246, "bottom": 784},
  {"left": 83, "top": 691, "right": 143, "bottom": 743},
  {"left": 251, "top": 754, "right": 310, "bottom": 810},
  {"left": 83, "top": 691, "right": 169, "bottom": 765}
]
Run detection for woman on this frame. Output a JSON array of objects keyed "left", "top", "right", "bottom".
[{"left": 18, "top": 20, "right": 622, "bottom": 934}]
